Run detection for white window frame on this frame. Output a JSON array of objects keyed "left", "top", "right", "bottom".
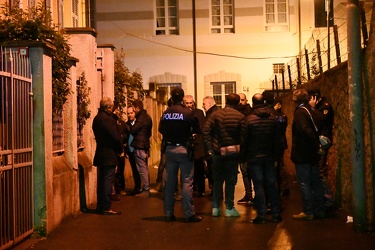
[
  {"left": 155, "top": 83, "right": 182, "bottom": 104},
  {"left": 264, "top": 0, "right": 289, "bottom": 32},
  {"left": 72, "top": 0, "right": 79, "bottom": 27},
  {"left": 156, "top": 0, "right": 179, "bottom": 35},
  {"left": 58, "top": 0, "right": 64, "bottom": 29},
  {"left": 210, "top": 82, "right": 236, "bottom": 108},
  {"left": 210, "top": 0, "right": 234, "bottom": 34},
  {"left": 273, "top": 63, "right": 285, "bottom": 74}
]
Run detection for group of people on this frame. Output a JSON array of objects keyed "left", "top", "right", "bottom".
[
  {"left": 92, "top": 97, "right": 152, "bottom": 215},
  {"left": 91, "top": 86, "right": 334, "bottom": 224}
]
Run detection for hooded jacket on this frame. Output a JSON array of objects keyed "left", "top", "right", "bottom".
[{"left": 242, "top": 104, "right": 279, "bottom": 160}]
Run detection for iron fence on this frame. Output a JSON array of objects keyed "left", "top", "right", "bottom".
[
  {"left": 0, "top": 47, "right": 33, "bottom": 249},
  {"left": 269, "top": 2, "right": 372, "bottom": 95}
]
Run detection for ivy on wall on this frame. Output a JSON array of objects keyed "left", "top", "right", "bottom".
[
  {"left": 77, "top": 71, "right": 91, "bottom": 133},
  {"left": 0, "top": 2, "right": 72, "bottom": 113}
]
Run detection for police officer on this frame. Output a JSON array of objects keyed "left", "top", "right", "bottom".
[{"left": 159, "top": 88, "right": 201, "bottom": 223}]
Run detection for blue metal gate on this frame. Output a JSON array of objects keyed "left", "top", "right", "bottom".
[{"left": 0, "top": 47, "right": 33, "bottom": 249}]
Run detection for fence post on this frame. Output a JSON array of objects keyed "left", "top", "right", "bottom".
[
  {"left": 360, "top": 2, "right": 368, "bottom": 47},
  {"left": 334, "top": 25, "right": 342, "bottom": 64},
  {"left": 305, "top": 47, "right": 310, "bottom": 80},
  {"left": 296, "top": 58, "right": 301, "bottom": 85},
  {"left": 274, "top": 75, "right": 279, "bottom": 96},
  {"left": 316, "top": 39, "right": 323, "bottom": 74},
  {"left": 287, "top": 65, "right": 293, "bottom": 89},
  {"left": 281, "top": 69, "right": 286, "bottom": 92}
]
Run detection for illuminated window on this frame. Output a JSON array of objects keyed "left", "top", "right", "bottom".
[
  {"left": 264, "top": 0, "right": 289, "bottom": 32},
  {"left": 273, "top": 63, "right": 285, "bottom": 74},
  {"left": 211, "top": 0, "right": 234, "bottom": 34},
  {"left": 211, "top": 82, "right": 236, "bottom": 108},
  {"left": 156, "top": 0, "right": 179, "bottom": 35}
]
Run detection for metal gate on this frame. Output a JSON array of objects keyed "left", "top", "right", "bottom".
[{"left": 0, "top": 47, "right": 33, "bottom": 249}]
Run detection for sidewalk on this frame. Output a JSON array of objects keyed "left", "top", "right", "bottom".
[{"left": 15, "top": 168, "right": 375, "bottom": 250}]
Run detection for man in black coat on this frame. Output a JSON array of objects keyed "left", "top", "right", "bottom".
[
  {"left": 92, "top": 97, "right": 123, "bottom": 215},
  {"left": 291, "top": 89, "right": 325, "bottom": 220},
  {"left": 236, "top": 93, "right": 254, "bottom": 205},
  {"left": 184, "top": 94, "right": 206, "bottom": 197},
  {"left": 203, "top": 93, "right": 246, "bottom": 218},
  {"left": 242, "top": 94, "right": 281, "bottom": 224},
  {"left": 131, "top": 99, "right": 153, "bottom": 197}
]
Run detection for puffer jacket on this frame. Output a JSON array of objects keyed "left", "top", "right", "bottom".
[
  {"left": 242, "top": 104, "right": 279, "bottom": 160},
  {"left": 203, "top": 106, "right": 245, "bottom": 155}
]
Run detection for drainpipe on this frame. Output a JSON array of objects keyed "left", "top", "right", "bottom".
[
  {"left": 347, "top": 0, "right": 366, "bottom": 232},
  {"left": 192, "top": 0, "right": 198, "bottom": 100}
]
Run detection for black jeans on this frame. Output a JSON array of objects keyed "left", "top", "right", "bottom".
[{"left": 96, "top": 165, "right": 116, "bottom": 211}]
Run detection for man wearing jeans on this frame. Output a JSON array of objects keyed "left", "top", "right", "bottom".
[
  {"left": 242, "top": 93, "right": 281, "bottom": 224},
  {"left": 291, "top": 89, "right": 325, "bottom": 220},
  {"left": 130, "top": 99, "right": 153, "bottom": 198},
  {"left": 203, "top": 93, "right": 246, "bottom": 218},
  {"left": 159, "top": 88, "right": 201, "bottom": 223}
]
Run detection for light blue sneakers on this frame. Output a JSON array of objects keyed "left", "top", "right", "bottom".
[
  {"left": 225, "top": 207, "right": 240, "bottom": 217},
  {"left": 212, "top": 208, "right": 222, "bottom": 217}
]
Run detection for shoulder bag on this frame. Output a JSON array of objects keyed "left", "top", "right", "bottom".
[{"left": 300, "top": 106, "right": 331, "bottom": 150}]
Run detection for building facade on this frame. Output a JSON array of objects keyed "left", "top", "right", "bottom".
[{"left": 95, "top": 0, "right": 341, "bottom": 106}]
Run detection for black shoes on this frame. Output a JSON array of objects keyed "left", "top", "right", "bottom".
[
  {"left": 165, "top": 215, "right": 176, "bottom": 222},
  {"left": 252, "top": 216, "right": 266, "bottom": 224},
  {"left": 110, "top": 194, "right": 120, "bottom": 201},
  {"left": 129, "top": 188, "right": 142, "bottom": 196},
  {"left": 237, "top": 195, "right": 254, "bottom": 205},
  {"left": 272, "top": 215, "right": 283, "bottom": 223},
  {"left": 101, "top": 210, "right": 121, "bottom": 215},
  {"left": 185, "top": 215, "right": 202, "bottom": 223}
]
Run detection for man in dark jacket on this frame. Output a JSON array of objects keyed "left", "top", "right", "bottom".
[
  {"left": 184, "top": 94, "right": 206, "bottom": 197},
  {"left": 291, "top": 89, "right": 325, "bottom": 220},
  {"left": 236, "top": 93, "right": 254, "bottom": 205},
  {"left": 131, "top": 99, "right": 153, "bottom": 197},
  {"left": 159, "top": 88, "right": 201, "bottom": 223},
  {"left": 203, "top": 93, "right": 246, "bottom": 217},
  {"left": 92, "top": 97, "right": 123, "bottom": 215},
  {"left": 112, "top": 102, "right": 128, "bottom": 197},
  {"left": 202, "top": 96, "right": 220, "bottom": 195},
  {"left": 125, "top": 106, "right": 142, "bottom": 195},
  {"left": 308, "top": 88, "right": 334, "bottom": 208},
  {"left": 242, "top": 93, "right": 281, "bottom": 224}
]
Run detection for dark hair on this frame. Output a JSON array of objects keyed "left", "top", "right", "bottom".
[
  {"left": 293, "top": 89, "right": 310, "bottom": 104},
  {"left": 132, "top": 99, "right": 144, "bottom": 110},
  {"left": 262, "top": 91, "right": 275, "bottom": 105},
  {"left": 226, "top": 93, "right": 240, "bottom": 107},
  {"left": 252, "top": 93, "right": 264, "bottom": 106},
  {"left": 308, "top": 88, "right": 321, "bottom": 98}
]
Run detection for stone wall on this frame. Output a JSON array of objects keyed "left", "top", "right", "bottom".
[{"left": 281, "top": 61, "right": 375, "bottom": 226}]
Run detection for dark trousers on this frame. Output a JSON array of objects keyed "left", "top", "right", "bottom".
[
  {"left": 96, "top": 165, "right": 116, "bottom": 211},
  {"left": 128, "top": 152, "right": 141, "bottom": 191},
  {"left": 194, "top": 159, "right": 206, "bottom": 194},
  {"left": 115, "top": 156, "right": 126, "bottom": 193}
]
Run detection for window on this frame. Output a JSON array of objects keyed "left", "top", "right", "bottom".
[
  {"left": 265, "top": 0, "right": 288, "bottom": 32},
  {"left": 273, "top": 63, "right": 285, "bottom": 74},
  {"left": 211, "top": 0, "right": 234, "bottom": 34},
  {"left": 211, "top": 82, "right": 236, "bottom": 108},
  {"left": 156, "top": 0, "right": 179, "bottom": 35},
  {"left": 153, "top": 83, "right": 182, "bottom": 104}
]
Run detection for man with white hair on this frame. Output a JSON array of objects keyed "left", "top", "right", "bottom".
[{"left": 92, "top": 97, "right": 123, "bottom": 215}]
